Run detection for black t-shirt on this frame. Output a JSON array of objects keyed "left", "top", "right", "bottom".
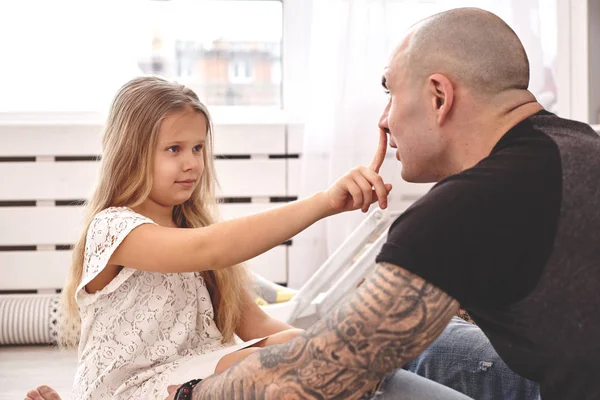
[{"left": 376, "top": 111, "right": 600, "bottom": 400}]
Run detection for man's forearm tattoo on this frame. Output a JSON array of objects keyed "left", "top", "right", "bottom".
[{"left": 192, "top": 263, "right": 459, "bottom": 399}]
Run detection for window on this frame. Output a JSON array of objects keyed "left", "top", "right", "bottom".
[
  {"left": 0, "top": 0, "right": 283, "bottom": 112},
  {"left": 271, "top": 60, "right": 282, "bottom": 85},
  {"left": 229, "top": 60, "right": 254, "bottom": 83}
]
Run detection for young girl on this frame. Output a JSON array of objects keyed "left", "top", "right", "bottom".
[{"left": 51, "top": 76, "right": 390, "bottom": 399}]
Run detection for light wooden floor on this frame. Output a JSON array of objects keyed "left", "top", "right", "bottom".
[{"left": 0, "top": 346, "right": 76, "bottom": 400}]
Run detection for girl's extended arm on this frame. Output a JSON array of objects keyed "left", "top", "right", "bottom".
[{"left": 109, "top": 133, "right": 390, "bottom": 273}]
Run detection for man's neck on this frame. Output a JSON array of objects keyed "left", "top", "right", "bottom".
[{"left": 455, "top": 98, "right": 543, "bottom": 173}]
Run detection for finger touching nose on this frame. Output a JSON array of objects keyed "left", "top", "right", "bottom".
[{"left": 369, "top": 128, "right": 388, "bottom": 173}]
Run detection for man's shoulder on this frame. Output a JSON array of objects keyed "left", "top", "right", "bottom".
[{"left": 530, "top": 111, "right": 599, "bottom": 139}]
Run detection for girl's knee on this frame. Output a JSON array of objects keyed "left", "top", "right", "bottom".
[
  {"left": 215, "top": 347, "right": 262, "bottom": 374},
  {"left": 255, "top": 328, "right": 304, "bottom": 348},
  {"left": 272, "top": 328, "right": 304, "bottom": 343},
  {"left": 284, "top": 328, "right": 304, "bottom": 339}
]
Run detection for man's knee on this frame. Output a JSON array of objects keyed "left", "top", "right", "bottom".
[
  {"left": 404, "top": 317, "right": 540, "bottom": 400},
  {"left": 370, "top": 369, "right": 473, "bottom": 400}
]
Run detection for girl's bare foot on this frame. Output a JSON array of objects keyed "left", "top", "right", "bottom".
[{"left": 25, "top": 385, "right": 62, "bottom": 400}]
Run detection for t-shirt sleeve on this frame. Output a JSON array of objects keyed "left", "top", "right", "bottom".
[
  {"left": 76, "top": 207, "right": 155, "bottom": 300},
  {"left": 376, "top": 148, "right": 561, "bottom": 307}
]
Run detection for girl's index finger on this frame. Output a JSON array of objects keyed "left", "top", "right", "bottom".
[{"left": 369, "top": 128, "right": 388, "bottom": 173}]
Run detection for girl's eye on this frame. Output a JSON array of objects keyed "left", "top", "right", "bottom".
[
  {"left": 168, "top": 145, "right": 180, "bottom": 152},
  {"left": 193, "top": 144, "right": 204, "bottom": 152}
]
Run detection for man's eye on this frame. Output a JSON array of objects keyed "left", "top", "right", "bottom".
[{"left": 168, "top": 145, "right": 180, "bottom": 152}]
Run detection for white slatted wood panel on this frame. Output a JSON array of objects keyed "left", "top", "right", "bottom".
[
  {"left": 215, "top": 159, "right": 287, "bottom": 197},
  {"left": 287, "top": 124, "right": 304, "bottom": 154},
  {"left": 213, "top": 125, "right": 285, "bottom": 155},
  {"left": 288, "top": 158, "right": 301, "bottom": 196},
  {"left": 0, "top": 159, "right": 287, "bottom": 201},
  {"left": 0, "top": 125, "right": 102, "bottom": 156},
  {"left": 0, "top": 204, "right": 280, "bottom": 246},
  {"left": 0, "top": 246, "right": 287, "bottom": 290},
  {"left": 0, "top": 121, "right": 296, "bottom": 288},
  {"left": 0, "top": 251, "right": 70, "bottom": 290},
  {"left": 0, "top": 207, "right": 83, "bottom": 246},
  {"left": 0, "top": 124, "right": 286, "bottom": 157},
  {"left": 0, "top": 162, "right": 97, "bottom": 201}
]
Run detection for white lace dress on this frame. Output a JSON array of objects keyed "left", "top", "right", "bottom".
[{"left": 73, "top": 207, "right": 264, "bottom": 399}]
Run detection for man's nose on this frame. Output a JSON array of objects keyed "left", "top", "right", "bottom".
[{"left": 378, "top": 103, "right": 390, "bottom": 133}]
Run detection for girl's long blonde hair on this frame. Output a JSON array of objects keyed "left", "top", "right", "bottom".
[{"left": 59, "top": 76, "right": 251, "bottom": 347}]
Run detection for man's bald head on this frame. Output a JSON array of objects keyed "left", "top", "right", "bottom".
[{"left": 398, "top": 8, "right": 530, "bottom": 96}]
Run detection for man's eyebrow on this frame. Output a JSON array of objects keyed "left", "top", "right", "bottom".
[{"left": 381, "top": 75, "right": 388, "bottom": 90}]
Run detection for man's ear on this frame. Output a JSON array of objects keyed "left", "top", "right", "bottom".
[{"left": 428, "top": 74, "right": 454, "bottom": 125}]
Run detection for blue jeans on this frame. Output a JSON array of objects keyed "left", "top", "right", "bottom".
[
  {"left": 367, "top": 317, "right": 540, "bottom": 400},
  {"left": 368, "top": 369, "right": 473, "bottom": 399}
]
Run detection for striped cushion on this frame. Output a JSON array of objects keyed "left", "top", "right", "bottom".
[{"left": 0, "top": 294, "right": 59, "bottom": 345}]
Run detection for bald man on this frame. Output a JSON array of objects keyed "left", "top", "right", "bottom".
[
  {"left": 27, "top": 7, "right": 599, "bottom": 400},
  {"left": 180, "top": 8, "right": 598, "bottom": 399}
]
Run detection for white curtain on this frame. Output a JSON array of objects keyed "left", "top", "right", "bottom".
[{"left": 288, "top": 0, "right": 555, "bottom": 288}]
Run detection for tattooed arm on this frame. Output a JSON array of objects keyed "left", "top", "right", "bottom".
[{"left": 190, "top": 263, "right": 459, "bottom": 400}]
